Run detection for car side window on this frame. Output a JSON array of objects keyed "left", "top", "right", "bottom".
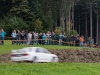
[
  {"left": 36, "top": 48, "right": 42, "bottom": 53},
  {"left": 36, "top": 48, "right": 49, "bottom": 53},
  {"left": 36, "top": 49, "right": 39, "bottom": 52}
]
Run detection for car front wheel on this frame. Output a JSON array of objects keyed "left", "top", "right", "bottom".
[{"left": 51, "top": 57, "right": 56, "bottom": 62}]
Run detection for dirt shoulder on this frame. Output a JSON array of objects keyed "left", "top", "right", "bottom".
[
  {"left": 50, "top": 49, "right": 100, "bottom": 63},
  {"left": 0, "top": 49, "right": 100, "bottom": 63}
]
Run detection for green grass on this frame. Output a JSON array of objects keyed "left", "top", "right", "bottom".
[
  {"left": 0, "top": 63, "right": 100, "bottom": 75},
  {"left": 0, "top": 40, "right": 75, "bottom": 54},
  {"left": 0, "top": 40, "right": 97, "bottom": 54},
  {"left": 0, "top": 40, "right": 100, "bottom": 75}
]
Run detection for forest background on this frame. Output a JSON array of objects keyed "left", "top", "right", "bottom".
[{"left": 0, "top": 0, "right": 100, "bottom": 45}]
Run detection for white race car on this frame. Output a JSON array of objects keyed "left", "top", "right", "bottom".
[{"left": 11, "top": 47, "right": 58, "bottom": 63}]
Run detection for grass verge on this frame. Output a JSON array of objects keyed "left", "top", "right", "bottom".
[{"left": 0, "top": 63, "right": 100, "bottom": 75}]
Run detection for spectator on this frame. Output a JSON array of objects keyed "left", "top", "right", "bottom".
[
  {"left": 58, "top": 33, "right": 63, "bottom": 45},
  {"left": 46, "top": 31, "right": 51, "bottom": 45},
  {"left": 73, "top": 35, "right": 76, "bottom": 46},
  {"left": 21, "top": 30, "right": 25, "bottom": 44},
  {"left": 11, "top": 30, "right": 17, "bottom": 44},
  {"left": 27, "top": 31, "right": 32, "bottom": 45},
  {"left": 79, "top": 35, "right": 84, "bottom": 47},
  {"left": 75, "top": 34, "right": 80, "bottom": 46},
  {"left": 42, "top": 33, "right": 46, "bottom": 45},
  {"left": 1, "top": 28, "right": 7, "bottom": 45},
  {"left": 63, "top": 32, "right": 67, "bottom": 45},
  {"left": 87, "top": 37, "right": 91, "bottom": 46},
  {"left": 95, "top": 43, "right": 98, "bottom": 47},
  {"left": 0, "top": 29, "right": 1, "bottom": 44},
  {"left": 38, "top": 32, "right": 42, "bottom": 45},
  {"left": 32, "top": 32, "right": 34, "bottom": 44},
  {"left": 33, "top": 32, "right": 38, "bottom": 45},
  {"left": 51, "top": 31, "right": 56, "bottom": 45},
  {"left": 49, "top": 31, "right": 52, "bottom": 45},
  {"left": 24, "top": 30, "right": 28, "bottom": 44},
  {"left": 16, "top": 30, "right": 21, "bottom": 45},
  {"left": 69, "top": 35, "right": 75, "bottom": 46},
  {"left": 89, "top": 38, "right": 94, "bottom": 47}
]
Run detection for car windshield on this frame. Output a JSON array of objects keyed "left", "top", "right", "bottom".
[
  {"left": 42, "top": 48, "right": 51, "bottom": 53},
  {"left": 36, "top": 48, "right": 51, "bottom": 54}
]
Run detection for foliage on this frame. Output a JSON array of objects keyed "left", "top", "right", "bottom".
[
  {"left": 28, "top": 0, "right": 54, "bottom": 31},
  {"left": 70, "top": 30, "right": 78, "bottom": 35},
  {"left": 0, "top": 14, "right": 28, "bottom": 35},
  {"left": 0, "top": 0, "right": 12, "bottom": 17},
  {"left": 42, "top": 15, "right": 54, "bottom": 31},
  {"left": 34, "top": 19, "right": 43, "bottom": 32},
  {"left": 0, "top": 0, "right": 100, "bottom": 43},
  {"left": 54, "top": 27, "right": 62, "bottom": 39},
  {"left": 10, "top": 0, "right": 34, "bottom": 21},
  {"left": 54, "top": 27, "right": 61, "bottom": 34}
]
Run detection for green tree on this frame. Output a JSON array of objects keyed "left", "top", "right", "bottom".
[
  {"left": 0, "top": 0, "right": 12, "bottom": 17},
  {"left": 0, "top": 14, "right": 28, "bottom": 35},
  {"left": 10, "top": 0, "right": 34, "bottom": 21}
]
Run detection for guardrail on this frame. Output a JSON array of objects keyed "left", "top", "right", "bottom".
[{"left": 0, "top": 38, "right": 99, "bottom": 48}]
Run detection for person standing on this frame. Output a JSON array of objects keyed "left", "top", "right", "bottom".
[
  {"left": 89, "top": 38, "right": 94, "bottom": 47},
  {"left": 63, "top": 32, "right": 67, "bottom": 45},
  {"left": 0, "top": 29, "right": 2, "bottom": 44},
  {"left": 33, "top": 32, "right": 38, "bottom": 45},
  {"left": 69, "top": 35, "right": 74, "bottom": 46},
  {"left": 79, "top": 35, "right": 84, "bottom": 47},
  {"left": 51, "top": 31, "right": 55, "bottom": 45},
  {"left": 11, "top": 30, "right": 17, "bottom": 44},
  {"left": 21, "top": 30, "right": 25, "bottom": 44},
  {"left": 24, "top": 30, "right": 28, "bottom": 44},
  {"left": 27, "top": 31, "right": 32, "bottom": 45},
  {"left": 46, "top": 31, "right": 51, "bottom": 45},
  {"left": 38, "top": 32, "right": 42, "bottom": 45},
  {"left": 42, "top": 33, "right": 46, "bottom": 45},
  {"left": 75, "top": 34, "right": 80, "bottom": 46},
  {"left": 16, "top": 30, "right": 21, "bottom": 45},
  {"left": 58, "top": 33, "right": 63, "bottom": 46},
  {"left": 1, "top": 29, "right": 7, "bottom": 45}
]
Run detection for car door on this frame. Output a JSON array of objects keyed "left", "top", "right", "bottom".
[
  {"left": 40, "top": 48, "right": 51, "bottom": 61},
  {"left": 35, "top": 48, "right": 45, "bottom": 61}
]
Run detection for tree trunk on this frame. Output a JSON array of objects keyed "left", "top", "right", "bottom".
[
  {"left": 85, "top": 14, "right": 88, "bottom": 41},
  {"left": 90, "top": 3, "right": 92, "bottom": 39},
  {"left": 69, "top": 9, "right": 71, "bottom": 36},
  {"left": 54, "top": 19, "right": 57, "bottom": 29},
  {"left": 79, "top": 18, "right": 80, "bottom": 35},
  {"left": 72, "top": 0, "right": 74, "bottom": 30},
  {"left": 96, "top": 9, "right": 98, "bottom": 44},
  {"left": 99, "top": 26, "right": 100, "bottom": 45}
]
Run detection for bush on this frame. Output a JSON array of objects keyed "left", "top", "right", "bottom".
[{"left": 70, "top": 30, "right": 78, "bottom": 36}]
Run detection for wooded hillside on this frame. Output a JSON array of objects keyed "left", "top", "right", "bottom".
[{"left": 0, "top": 0, "right": 100, "bottom": 44}]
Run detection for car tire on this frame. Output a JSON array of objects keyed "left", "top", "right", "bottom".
[
  {"left": 33, "top": 57, "right": 37, "bottom": 63},
  {"left": 51, "top": 57, "right": 56, "bottom": 62}
]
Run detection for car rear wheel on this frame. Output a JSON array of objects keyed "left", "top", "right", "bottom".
[{"left": 33, "top": 57, "right": 37, "bottom": 63}]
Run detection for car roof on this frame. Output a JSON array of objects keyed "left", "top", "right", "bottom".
[
  {"left": 18, "top": 47, "right": 39, "bottom": 52},
  {"left": 22, "top": 47, "right": 45, "bottom": 51},
  {"left": 12, "top": 47, "right": 46, "bottom": 53},
  {"left": 22, "top": 47, "right": 42, "bottom": 49},
  {"left": 21, "top": 47, "right": 48, "bottom": 52}
]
